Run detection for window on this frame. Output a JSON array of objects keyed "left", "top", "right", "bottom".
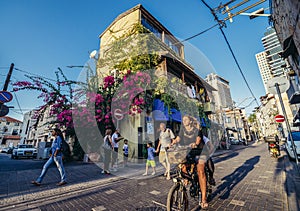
[
  {"left": 164, "top": 36, "right": 180, "bottom": 55},
  {"left": 141, "top": 16, "right": 162, "bottom": 39},
  {"left": 12, "top": 129, "right": 18, "bottom": 135},
  {"left": 226, "top": 117, "right": 231, "bottom": 123}
]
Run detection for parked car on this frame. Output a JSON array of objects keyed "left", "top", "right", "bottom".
[
  {"left": 1, "top": 147, "right": 9, "bottom": 153},
  {"left": 11, "top": 144, "right": 37, "bottom": 159},
  {"left": 285, "top": 131, "right": 300, "bottom": 160},
  {"left": 229, "top": 137, "right": 240, "bottom": 145}
]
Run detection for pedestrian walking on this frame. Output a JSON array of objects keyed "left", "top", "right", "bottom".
[
  {"left": 123, "top": 139, "right": 129, "bottom": 167},
  {"left": 155, "top": 123, "right": 175, "bottom": 180},
  {"left": 111, "top": 128, "right": 123, "bottom": 171},
  {"left": 143, "top": 142, "right": 156, "bottom": 176},
  {"left": 102, "top": 129, "right": 113, "bottom": 174},
  {"left": 31, "top": 128, "right": 67, "bottom": 186}
]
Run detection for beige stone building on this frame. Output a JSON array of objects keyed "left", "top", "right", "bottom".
[{"left": 97, "top": 4, "right": 216, "bottom": 160}]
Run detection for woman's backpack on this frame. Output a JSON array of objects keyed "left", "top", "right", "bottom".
[{"left": 60, "top": 139, "right": 71, "bottom": 157}]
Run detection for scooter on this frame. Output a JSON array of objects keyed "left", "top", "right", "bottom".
[{"left": 268, "top": 142, "right": 280, "bottom": 158}]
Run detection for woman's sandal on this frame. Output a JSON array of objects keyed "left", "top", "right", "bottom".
[{"left": 200, "top": 202, "right": 209, "bottom": 209}]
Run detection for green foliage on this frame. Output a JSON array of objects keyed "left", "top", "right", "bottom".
[{"left": 248, "top": 113, "right": 257, "bottom": 124}]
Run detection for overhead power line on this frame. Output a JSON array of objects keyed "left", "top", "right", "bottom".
[
  {"left": 14, "top": 67, "right": 57, "bottom": 82},
  {"left": 13, "top": 92, "right": 24, "bottom": 115},
  {"left": 201, "top": 0, "right": 260, "bottom": 107}
]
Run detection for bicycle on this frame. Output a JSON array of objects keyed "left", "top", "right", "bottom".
[{"left": 166, "top": 156, "right": 212, "bottom": 211}]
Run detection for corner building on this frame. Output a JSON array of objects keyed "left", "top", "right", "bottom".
[{"left": 97, "top": 4, "right": 216, "bottom": 160}]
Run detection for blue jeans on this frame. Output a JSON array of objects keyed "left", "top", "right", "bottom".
[{"left": 36, "top": 155, "right": 66, "bottom": 183}]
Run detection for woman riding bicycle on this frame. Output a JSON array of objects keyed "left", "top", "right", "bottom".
[{"left": 172, "top": 115, "right": 214, "bottom": 209}]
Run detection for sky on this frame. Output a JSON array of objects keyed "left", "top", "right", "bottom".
[{"left": 0, "top": 0, "right": 270, "bottom": 121}]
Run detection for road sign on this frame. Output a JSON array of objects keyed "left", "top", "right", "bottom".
[
  {"left": 0, "top": 91, "right": 13, "bottom": 103},
  {"left": 0, "top": 104, "right": 9, "bottom": 117},
  {"left": 114, "top": 108, "right": 124, "bottom": 120},
  {"left": 275, "top": 114, "right": 285, "bottom": 123},
  {"left": 267, "top": 77, "right": 290, "bottom": 95}
]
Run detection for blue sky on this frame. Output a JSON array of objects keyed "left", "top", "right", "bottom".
[{"left": 0, "top": 0, "right": 270, "bottom": 121}]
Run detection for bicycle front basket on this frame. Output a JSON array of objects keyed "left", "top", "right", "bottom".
[{"left": 167, "top": 146, "right": 190, "bottom": 164}]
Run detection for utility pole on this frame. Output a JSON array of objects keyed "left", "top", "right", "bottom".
[
  {"left": 0, "top": 63, "right": 14, "bottom": 117},
  {"left": 3, "top": 63, "right": 14, "bottom": 91}
]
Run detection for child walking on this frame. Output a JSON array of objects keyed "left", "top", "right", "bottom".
[
  {"left": 143, "top": 142, "right": 156, "bottom": 176},
  {"left": 123, "top": 139, "right": 129, "bottom": 167}
]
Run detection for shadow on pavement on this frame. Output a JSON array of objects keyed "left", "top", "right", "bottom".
[
  {"left": 213, "top": 151, "right": 239, "bottom": 164},
  {"left": 212, "top": 155, "right": 260, "bottom": 200}
]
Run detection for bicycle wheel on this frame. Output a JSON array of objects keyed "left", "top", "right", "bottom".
[{"left": 167, "top": 183, "right": 188, "bottom": 211}]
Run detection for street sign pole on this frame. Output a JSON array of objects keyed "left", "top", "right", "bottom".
[{"left": 275, "top": 83, "right": 299, "bottom": 167}]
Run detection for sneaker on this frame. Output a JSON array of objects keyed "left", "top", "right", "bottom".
[
  {"left": 105, "top": 170, "right": 110, "bottom": 174},
  {"left": 31, "top": 181, "right": 41, "bottom": 186},
  {"left": 142, "top": 172, "right": 147, "bottom": 176},
  {"left": 57, "top": 181, "right": 67, "bottom": 186},
  {"left": 151, "top": 172, "right": 156, "bottom": 176},
  {"left": 101, "top": 170, "right": 105, "bottom": 174}
]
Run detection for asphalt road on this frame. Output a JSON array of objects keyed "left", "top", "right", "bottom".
[{"left": 0, "top": 153, "right": 43, "bottom": 171}]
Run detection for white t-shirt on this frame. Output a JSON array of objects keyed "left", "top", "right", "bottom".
[
  {"left": 112, "top": 132, "right": 119, "bottom": 148},
  {"left": 159, "top": 128, "right": 175, "bottom": 150}
]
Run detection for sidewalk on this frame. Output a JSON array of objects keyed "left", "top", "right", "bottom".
[{"left": 0, "top": 142, "right": 249, "bottom": 206}]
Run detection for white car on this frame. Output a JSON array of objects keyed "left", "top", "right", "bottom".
[
  {"left": 229, "top": 137, "right": 240, "bottom": 145},
  {"left": 11, "top": 144, "right": 37, "bottom": 159},
  {"left": 1, "top": 147, "right": 9, "bottom": 153},
  {"left": 285, "top": 131, "right": 300, "bottom": 160}
]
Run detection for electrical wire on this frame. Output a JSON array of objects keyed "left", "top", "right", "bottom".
[
  {"left": 14, "top": 67, "right": 57, "bottom": 82},
  {"left": 201, "top": 0, "right": 260, "bottom": 107},
  {"left": 174, "top": 23, "right": 219, "bottom": 45},
  {"left": 12, "top": 92, "right": 23, "bottom": 115}
]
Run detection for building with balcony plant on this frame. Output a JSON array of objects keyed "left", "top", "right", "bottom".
[{"left": 96, "top": 4, "right": 216, "bottom": 160}]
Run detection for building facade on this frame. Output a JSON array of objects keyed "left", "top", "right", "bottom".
[
  {"left": 261, "top": 27, "right": 286, "bottom": 78},
  {"left": 255, "top": 51, "right": 273, "bottom": 93},
  {"left": 0, "top": 116, "right": 22, "bottom": 147},
  {"left": 205, "top": 73, "right": 233, "bottom": 125},
  {"left": 270, "top": 0, "right": 300, "bottom": 127},
  {"left": 97, "top": 4, "right": 216, "bottom": 160}
]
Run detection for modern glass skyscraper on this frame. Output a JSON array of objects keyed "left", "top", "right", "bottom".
[
  {"left": 256, "top": 27, "right": 286, "bottom": 93},
  {"left": 262, "top": 27, "right": 286, "bottom": 77}
]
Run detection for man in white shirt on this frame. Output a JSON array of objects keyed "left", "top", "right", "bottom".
[
  {"left": 156, "top": 123, "right": 175, "bottom": 180},
  {"left": 111, "top": 128, "right": 123, "bottom": 171}
]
